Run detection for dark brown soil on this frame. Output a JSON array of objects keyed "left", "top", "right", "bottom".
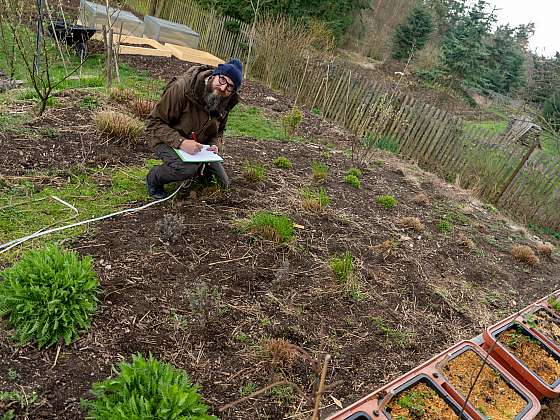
[
  {"left": 499, "top": 327, "right": 560, "bottom": 385},
  {"left": 386, "top": 381, "right": 459, "bottom": 419},
  {"left": 1, "top": 55, "right": 560, "bottom": 419},
  {"left": 443, "top": 349, "right": 526, "bottom": 419}
]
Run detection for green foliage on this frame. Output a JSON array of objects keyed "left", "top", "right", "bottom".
[
  {"left": 548, "top": 296, "right": 560, "bottom": 313},
  {"left": 300, "top": 187, "right": 332, "bottom": 210},
  {"left": 239, "top": 383, "right": 258, "bottom": 397},
  {"left": 371, "top": 317, "right": 412, "bottom": 348},
  {"left": 344, "top": 174, "right": 361, "bottom": 188},
  {"left": 83, "top": 354, "right": 216, "bottom": 420},
  {"left": 244, "top": 212, "right": 294, "bottom": 243},
  {"left": 436, "top": 214, "right": 454, "bottom": 233},
  {"left": 226, "top": 105, "right": 286, "bottom": 140},
  {"left": 281, "top": 107, "right": 302, "bottom": 138},
  {"left": 376, "top": 195, "right": 398, "bottom": 209},
  {"left": 330, "top": 251, "right": 353, "bottom": 282},
  {"left": 0, "top": 245, "right": 99, "bottom": 348},
  {"left": 364, "top": 134, "right": 399, "bottom": 154},
  {"left": 243, "top": 161, "right": 267, "bottom": 182},
  {"left": 311, "top": 162, "right": 328, "bottom": 181},
  {"left": 392, "top": 3, "right": 433, "bottom": 60},
  {"left": 273, "top": 156, "right": 293, "bottom": 169},
  {"left": 347, "top": 167, "right": 362, "bottom": 178},
  {"left": 80, "top": 95, "right": 100, "bottom": 110},
  {"left": 396, "top": 387, "right": 435, "bottom": 417}
]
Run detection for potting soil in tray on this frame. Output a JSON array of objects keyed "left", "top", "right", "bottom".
[
  {"left": 385, "top": 382, "right": 459, "bottom": 419},
  {"left": 527, "top": 309, "right": 560, "bottom": 345},
  {"left": 443, "top": 349, "right": 526, "bottom": 420},
  {"left": 498, "top": 327, "right": 560, "bottom": 385}
]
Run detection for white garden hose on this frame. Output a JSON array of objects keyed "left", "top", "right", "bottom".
[{"left": 0, "top": 181, "right": 189, "bottom": 255}]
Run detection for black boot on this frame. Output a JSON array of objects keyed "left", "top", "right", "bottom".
[{"left": 146, "top": 170, "right": 168, "bottom": 200}]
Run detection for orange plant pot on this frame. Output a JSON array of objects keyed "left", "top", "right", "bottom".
[
  {"left": 521, "top": 305, "right": 560, "bottom": 354},
  {"left": 437, "top": 340, "right": 540, "bottom": 420},
  {"left": 325, "top": 351, "right": 474, "bottom": 420},
  {"left": 483, "top": 320, "right": 560, "bottom": 400}
]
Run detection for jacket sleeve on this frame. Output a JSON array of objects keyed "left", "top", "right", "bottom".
[{"left": 147, "top": 78, "right": 189, "bottom": 149}]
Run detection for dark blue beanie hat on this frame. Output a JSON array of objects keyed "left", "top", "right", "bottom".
[{"left": 212, "top": 58, "right": 243, "bottom": 90}]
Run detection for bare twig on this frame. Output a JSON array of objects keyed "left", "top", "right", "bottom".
[{"left": 312, "top": 354, "right": 331, "bottom": 420}]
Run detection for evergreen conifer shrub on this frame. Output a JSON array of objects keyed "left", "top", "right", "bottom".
[
  {"left": 0, "top": 245, "right": 99, "bottom": 348},
  {"left": 392, "top": 3, "right": 433, "bottom": 60},
  {"left": 83, "top": 354, "right": 216, "bottom": 419}
]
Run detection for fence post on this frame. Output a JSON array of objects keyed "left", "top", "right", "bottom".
[{"left": 496, "top": 138, "right": 540, "bottom": 204}]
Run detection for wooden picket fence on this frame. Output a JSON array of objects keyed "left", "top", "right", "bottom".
[{"left": 124, "top": 0, "right": 560, "bottom": 231}]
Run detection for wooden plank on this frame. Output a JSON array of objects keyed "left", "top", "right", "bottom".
[
  {"left": 420, "top": 110, "right": 449, "bottom": 171},
  {"left": 417, "top": 108, "right": 442, "bottom": 166},
  {"left": 163, "top": 43, "right": 224, "bottom": 66},
  {"left": 118, "top": 45, "right": 172, "bottom": 57}
]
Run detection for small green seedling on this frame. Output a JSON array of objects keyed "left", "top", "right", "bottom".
[
  {"left": 376, "top": 195, "right": 398, "bottom": 209},
  {"left": 437, "top": 215, "right": 454, "bottom": 233},
  {"left": 243, "top": 211, "right": 294, "bottom": 243},
  {"left": 273, "top": 156, "right": 293, "bottom": 169},
  {"left": 330, "top": 252, "right": 354, "bottom": 282},
  {"left": 239, "top": 383, "right": 258, "bottom": 397},
  {"left": 347, "top": 167, "right": 363, "bottom": 178},
  {"left": 311, "top": 162, "right": 328, "bottom": 181},
  {"left": 548, "top": 296, "right": 560, "bottom": 313},
  {"left": 243, "top": 161, "right": 267, "bottom": 182},
  {"left": 345, "top": 174, "right": 361, "bottom": 188},
  {"left": 301, "top": 187, "right": 332, "bottom": 211},
  {"left": 282, "top": 107, "right": 302, "bottom": 138}
]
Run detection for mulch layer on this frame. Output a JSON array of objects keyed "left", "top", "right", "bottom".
[{"left": 1, "top": 55, "right": 560, "bottom": 419}]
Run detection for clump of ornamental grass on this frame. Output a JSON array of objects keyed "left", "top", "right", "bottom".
[
  {"left": 243, "top": 211, "right": 294, "bottom": 243},
  {"left": 273, "top": 156, "right": 293, "bottom": 169},
  {"left": 457, "top": 232, "right": 476, "bottom": 250},
  {"left": 347, "top": 167, "right": 363, "bottom": 178},
  {"left": 130, "top": 98, "right": 157, "bottom": 120},
  {"left": 536, "top": 242, "right": 555, "bottom": 257},
  {"left": 108, "top": 86, "right": 136, "bottom": 103},
  {"left": 83, "top": 354, "right": 216, "bottom": 419},
  {"left": 263, "top": 338, "right": 298, "bottom": 368},
  {"left": 243, "top": 161, "right": 267, "bottom": 182},
  {"left": 344, "top": 174, "right": 361, "bottom": 188},
  {"left": 300, "top": 187, "right": 331, "bottom": 211},
  {"left": 412, "top": 192, "right": 430, "bottom": 206},
  {"left": 311, "top": 162, "right": 328, "bottom": 181},
  {"left": 511, "top": 245, "right": 539, "bottom": 266},
  {"left": 329, "top": 251, "right": 365, "bottom": 301},
  {"left": 93, "top": 110, "right": 145, "bottom": 145},
  {"left": 436, "top": 215, "right": 454, "bottom": 233},
  {"left": 397, "top": 216, "right": 425, "bottom": 232},
  {"left": 376, "top": 195, "right": 398, "bottom": 209},
  {"left": 0, "top": 245, "right": 99, "bottom": 348}
]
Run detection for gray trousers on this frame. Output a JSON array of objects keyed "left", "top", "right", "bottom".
[{"left": 147, "top": 143, "right": 230, "bottom": 188}]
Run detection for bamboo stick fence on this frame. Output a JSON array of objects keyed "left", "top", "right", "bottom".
[{"left": 124, "top": 0, "right": 560, "bottom": 231}]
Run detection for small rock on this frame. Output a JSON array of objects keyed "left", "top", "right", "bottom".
[{"left": 265, "top": 96, "right": 277, "bottom": 103}]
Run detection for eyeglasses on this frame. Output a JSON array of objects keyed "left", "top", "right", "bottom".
[{"left": 216, "top": 75, "right": 235, "bottom": 93}]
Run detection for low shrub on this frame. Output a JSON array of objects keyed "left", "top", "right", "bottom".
[
  {"left": 376, "top": 195, "right": 398, "bottom": 209},
  {"left": 244, "top": 212, "right": 294, "bottom": 243},
  {"left": 243, "top": 161, "right": 267, "bottom": 182},
  {"left": 436, "top": 215, "right": 454, "bottom": 233},
  {"left": 93, "top": 110, "right": 145, "bottom": 145},
  {"left": 344, "top": 174, "right": 361, "bottom": 188},
  {"left": 273, "top": 156, "right": 293, "bottom": 169},
  {"left": 282, "top": 107, "right": 302, "bottom": 137},
  {"left": 0, "top": 245, "right": 99, "bottom": 348},
  {"left": 311, "top": 162, "right": 328, "bottom": 181},
  {"left": 83, "top": 354, "right": 216, "bottom": 419},
  {"left": 301, "top": 187, "right": 331, "bottom": 211},
  {"left": 511, "top": 245, "right": 539, "bottom": 266}
]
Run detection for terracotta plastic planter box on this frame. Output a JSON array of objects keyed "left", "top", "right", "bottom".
[
  {"left": 521, "top": 305, "right": 560, "bottom": 353},
  {"left": 325, "top": 349, "right": 475, "bottom": 420},
  {"left": 438, "top": 340, "right": 540, "bottom": 420},
  {"left": 483, "top": 320, "right": 560, "bottom": 400}
]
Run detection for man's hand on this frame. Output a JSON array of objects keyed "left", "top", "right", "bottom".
[
  {"left": 208, "top": 145, "right": 219, "bottom": 153},
  {"left": 180, "top": 140, "right": 203, "bottom": 155}
]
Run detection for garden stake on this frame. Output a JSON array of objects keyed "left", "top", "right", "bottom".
[{"left": 312, "top": 354, "right": 331, "bottom": 420}]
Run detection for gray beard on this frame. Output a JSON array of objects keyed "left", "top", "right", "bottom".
[{"left": 205, "top": 92, "right": 226, "bottom": 114}]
